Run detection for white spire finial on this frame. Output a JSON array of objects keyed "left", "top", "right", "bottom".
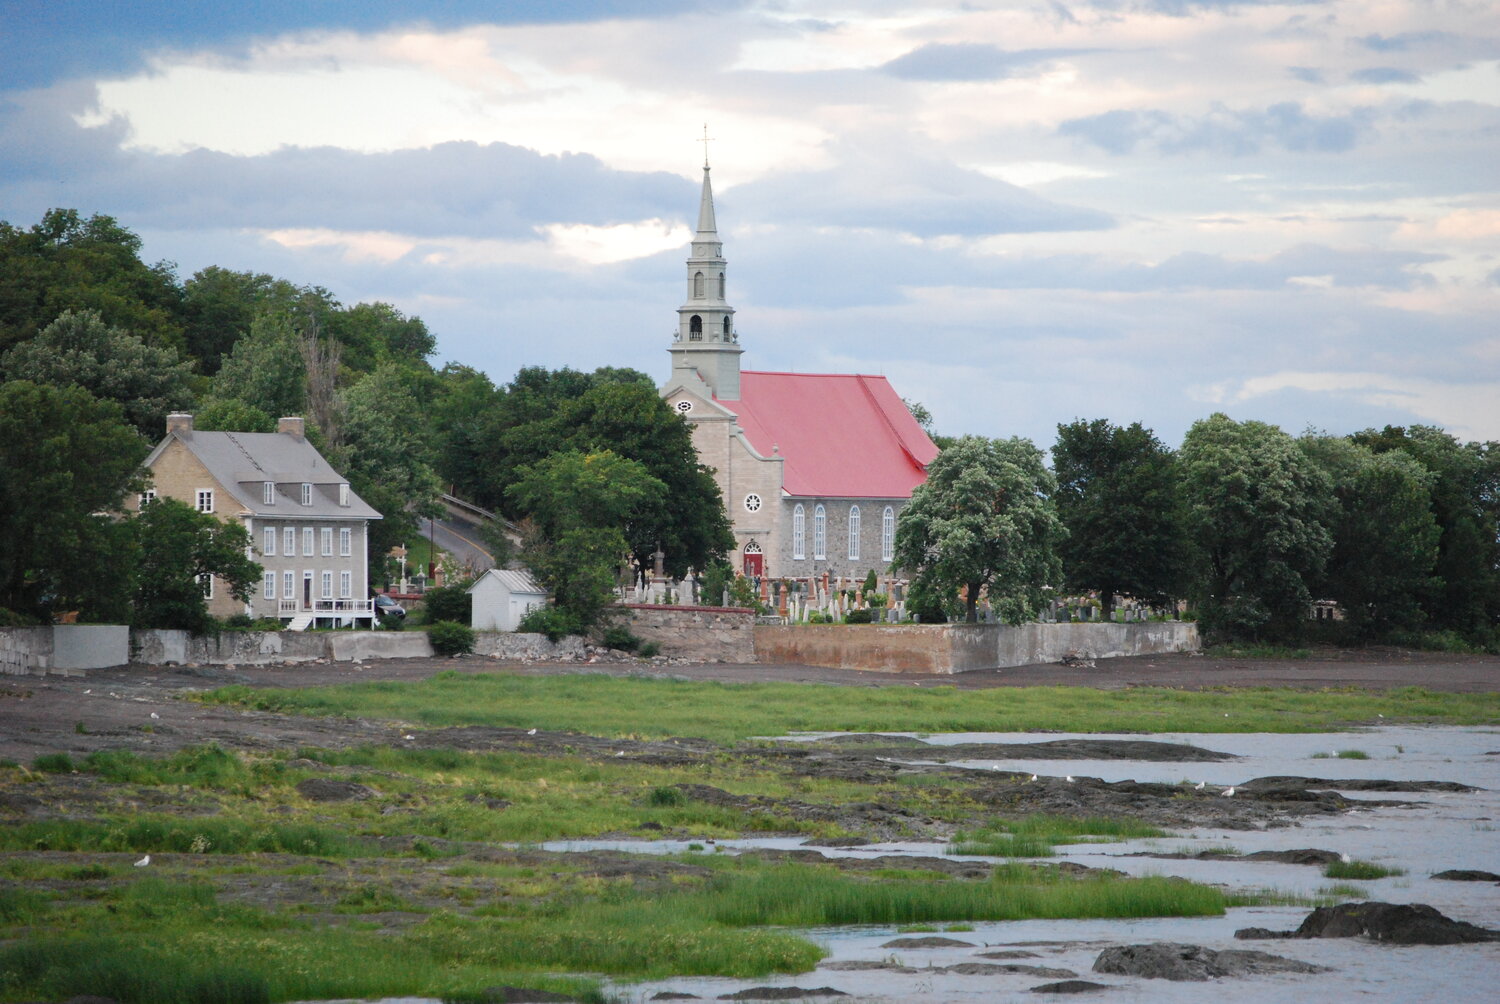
[{"left": 699, "top": 122, "right": 713, "bottom": 169}]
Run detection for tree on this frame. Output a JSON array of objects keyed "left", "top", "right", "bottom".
[
  {"left": 338, "top": 363, "right": 443, "bottom": 564},
  {"left": 326, "top": 301, "right": 436, "bottom": 373},
  {"left": 194, "top": 398, "right": 275, "bottom": 433},
  {"left": 211, "top": 313, "right": 306, "bottom": 420},
  {"left": 0, "top": 209, "right": 184, "bottom": 357},
  {"left": 1299, "top": 434, "right": 1439, "bottom": 638},
  {"left": 507, "top": 450, "right": 666, "bottom": 627},
  {"left": 1350, "top": 425, "right": 1500, "bottom": 637},
  {"left": 181, "top": 266, "right": 338, "bottom": 376},
  {"left": 131, "top": 498, "right": 260, "bottom": 633},
  {"left": 0, "top": 381, "right": 147, "bottom": 621},
  {"left": 1, "top": 309, "right": 195, "bottom": 437},
  {"left": 1179, "top": 414, "right": 1335, "bottom": 642},
  {"left": 892, "top": 436, "right": 1064, "bottom": 624},
  {"left": 1051, "top": 419, "right": 1187, "bottom": 620}
]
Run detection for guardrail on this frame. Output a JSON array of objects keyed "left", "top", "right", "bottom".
[{"left": 439, "top": 493, "right": 521, "bottom": 535}]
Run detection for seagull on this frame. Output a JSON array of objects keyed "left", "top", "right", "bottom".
[
  {"left": 1065, "top": 775, "right": 1075, "bottom": 783},
  {"left": 1340, "top": 853, "right": 1352, "bottom": 863},
  {"left": 150, "top": 712, "right": 159, "bottom": 719},
  {"left": 134, "top": 854, "right": 150, "bottom": 867},
  {"left": 402, "top": 734, "right": 415, "bottom": 740},
  {"left": 614, "top": 751, "right": 624, "bottom": 757},
  {"left": 1029, "top": 774, "right": 1038, "bottom": 782},
  {"left": 527, "top": 728, "right": 537, "bottom": 735},
  {"left": 1195, "top": 781, "right": 1206, "bottom": 791},
  {"left": 1222, "top": 787, "right": 1236, "bottom": 797}
]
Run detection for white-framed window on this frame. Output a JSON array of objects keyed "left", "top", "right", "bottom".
[
  {"left": 284, "top": 527, "right": 296, "bottom": 555},
  {"left": 196, "top": 490, "right": 214, "bottom": 513},
  {"left": 744, "top": 493, "right": 762, "bottom": 513},
  {"left": 320, "top": 571, "right": 333, "bottom": 599},
  {"left": 792, "top": 504, "right": 806, "bottom": 560},
  {"left": 339, "top": 570, "right": 352, "bottom": 599},
  {"left": 263, "top": 571, "right": 276, "bottom": 599},
  {"left": 848, "top": 505, "right": 861, "bottom": 561},
  {"left": 813, "top": 505, "right": 827, "bottom": 560},
  {"left": 882, "top": 506, "right": 896, "bottom": 563},
  {"left": 283, "top": 570, "right": 295, "bottom": 602},
  {"left": 198, "top": 573, "right": 213, "bottom": 599},
  {"left": 301, "top": 482, "right": 312, "bottom": 506},
  {"left": 303, "top": 570, "right": 313, "bottom": 602},
  {"left": 338, "top": 483, "right": 350, "bottom": 507},
  {"left": 303, "top": 528, "right": 314, "bottom": 556},
  {"left": 139, "top": 489, "right": 157, "bottom": 507},
  {"left": 321, "top": 527, "right": 333, "bottom": 556},
  {"left": 339, "top": 527, "right": 352, "bottom": 557},
  {"left": 263, "top": 528, "right": 276, "bottom": 556},
  {"left": 263, "top": 481, "right": 276, "bottom": 505}
]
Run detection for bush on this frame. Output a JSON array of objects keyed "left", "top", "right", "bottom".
[
  {"left": 32, "top": 753, "right": 77, "bottom": 773},
  {"left": 638, "top": 641, "right": 661, "bottom": 658},
  {"left": 862, "top": 569, "right": 878, "bottom": 595},
  {"left": 844, "top": 609, "right": 875, "bottom": 624},
  {"left": 600, "top": 625, "right": 640, "bottom": 652},
  {"left": 422, "top": 585, "right": 472, "bottom": 625},
  {"left": 517, "top": 605, "right": 581, "bottom": 643},
  {"left": 426, "top": 621, "right": 475, "bottom": 656}
]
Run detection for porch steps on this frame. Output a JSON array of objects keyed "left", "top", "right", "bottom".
[{"left": 285, "top": 613, "right": 315, "bottom": 632}]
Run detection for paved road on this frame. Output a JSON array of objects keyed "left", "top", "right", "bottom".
[{"left": 417, "top": 513, "right": 494, "bottom": 576}]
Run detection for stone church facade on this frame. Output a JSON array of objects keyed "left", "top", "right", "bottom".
[{"left": 660, "top": 160, "right": 939, "bottom": 582}]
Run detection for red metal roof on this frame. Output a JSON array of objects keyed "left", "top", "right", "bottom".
[{"left": 717, "top": 371, "right": 939, "bottom": 498}]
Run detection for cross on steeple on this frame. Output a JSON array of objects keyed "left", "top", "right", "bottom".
[{"left": 698, "top": 123, "right": 713, "bottom": 168}]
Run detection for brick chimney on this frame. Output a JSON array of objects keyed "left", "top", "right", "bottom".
[
  {"left": 277, "top": 416, "right": 305, "bottom": 438},
  {"left": 166, "top": 413, "right": 193, "bottom": 436}
]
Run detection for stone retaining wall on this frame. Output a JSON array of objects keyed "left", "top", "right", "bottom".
[
  {"left": 623, "top": 604, "right": 757, "bottom": 663},
  {"left": 0, "top": 627, "right": 54, "bottom": 675},
  {"left": 754, "top": 620, "right": 1200, "bottom": 674}
]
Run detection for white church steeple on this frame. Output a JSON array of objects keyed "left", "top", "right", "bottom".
[{"left": 669, "top": 138, "right": 743, "bottom": 399}]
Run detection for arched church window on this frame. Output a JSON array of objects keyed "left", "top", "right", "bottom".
[
  {"left": 722, "top": 317, "right": 732, "bottom": 340},
  {"left": 813, "top": 505, "right": 826, "bottom": 560},
  {"left": 848, "top": 506, "right": 861, "bottom": 561},
  {"left": 792, "top": 505, "right": 805, "bottom": 560},
  {"left": 694, "top": 271, "right": 704, "bottom": 297},
  {"left": 689, "top": 315, "right": 702, "bottom": 341},
  {"left": 881, "top": 506, "right": 895, "bottom": 563},
  {"left": 717, "top": 272, "right": 725, "bottom": 298}
]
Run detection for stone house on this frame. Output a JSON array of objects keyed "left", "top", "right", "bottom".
[
  {"left": 660, "top": 159, "right": 939, "bottom": 581},
  {"left": 133, "top": 414, "right": 382, "bottom": 628}
]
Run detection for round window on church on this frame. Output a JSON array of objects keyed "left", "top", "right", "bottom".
[
  {"left": 675, "top": 400, "right": 694, "bottom": 415},
  {"left": 743, "top": 493, "right": 762, "bottom": 513}
]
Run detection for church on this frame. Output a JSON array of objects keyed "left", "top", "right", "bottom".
[{"left": 660, "top": 160, "right": 940, "bottom": 581}]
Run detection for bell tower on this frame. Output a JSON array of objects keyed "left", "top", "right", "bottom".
[{"left": 668, "top": 145, "right": 743, "bottom": 400}]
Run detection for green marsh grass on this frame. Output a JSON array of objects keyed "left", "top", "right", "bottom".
[
  {"left": 1325, "top": 859, "right": 1405, "bottom": 880},
  {"left": 196, "top": 674, "right": 1500, "bottom": 743},
  {"left": 951, "top": 814, "right": 1167, "bottom": 857}
]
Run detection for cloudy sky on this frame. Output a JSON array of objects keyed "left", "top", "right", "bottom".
[{"left": 3, "top": 0, "right": 1497, "bottom": 448}]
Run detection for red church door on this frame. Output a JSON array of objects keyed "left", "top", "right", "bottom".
[{"left": 742, "top": 542, "right": 763, "bottom": 577}]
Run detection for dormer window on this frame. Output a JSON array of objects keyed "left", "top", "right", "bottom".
[
  {"left": 300, "top": 482, "right": 312, "bottom": 506},
  {"left": 339, "top": 483, "right": 350, "bottom": 507},
  {"left": 263, "top": 481, "right": 276, "bottom": 505}
]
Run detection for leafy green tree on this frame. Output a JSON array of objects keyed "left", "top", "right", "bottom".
[
  {"left": 193, "top": 398, "right": 275, "bottom": 433},
  {"left": 1051, "top": 419, "right": 1187, "bottom": 620},
  {"left": 181, "top": 266, "right": 338, "bottom": 376},
  {"left": 892, "top": 436, "right": 1064, "bottom": 624},
  {"left": 327, "top": 301, "right": 436, "bottom": 373},
  {"left": 522, "top": 525, "right": 631, "bottom": 630},
  {"left": 1351, "top": 425, "right": 1500, "bottom": 637},
  {"left": 338, "top": 363, "right": 443, "bottom": 564},
  {"left": 1, "top": 309, "right": 196, "bottom": 437},
  {"left": 0, "top": 209, "right": 184, "bottom": 356},
  {"left": 1299, "top": 434, "right": 1439, "bottom": 637},
  {"left": 430, "top": 363, "right": 502, "bottom": 502},
  {"left": 0, "top": 381, "right": 148, "bottom": 621},
  {"left": 211, "top": 313, "right": 306, "bottom": 420},
  {"left": 1179, "top": 414, "right": 1335, "bottom": 642},
  {"left": 131, "top": 498, "right": 260, "bottom": 633}
]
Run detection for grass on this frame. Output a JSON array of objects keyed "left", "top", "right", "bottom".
[
  {"left": 1324, "top": 859, "right": 1406, "bottom": 880},
  {"left": 950, "top": 814, "right": 1168, "bottom": 858},
  {"left": 1312, "top": 749, "right": 1370, "bottom": 760},
  {"left": 194, "top": 673, "right": 1500, "bottom": 743}
]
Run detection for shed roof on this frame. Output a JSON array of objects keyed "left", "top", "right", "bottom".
[
  {"left": 468, "top": 568, "right": 547, "bottom": 596},
  {"left": 717, "top": 371, "right": 939, "bottom": 498}
]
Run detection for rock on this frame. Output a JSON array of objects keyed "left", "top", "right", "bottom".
[
  {"left": 294, "top": 778, "right": 378, "bottom": 802},
  {"left": 880, "top": 936, "right": 975, "bottom": 948},
  {"left": 1092, "top": 943, "right": 1328, "bottom": 981},
  {"left": 1432, "top": 869, "right": 1500, "bottom": 882},
  {"left": 940, "top": 963, "right": 1078, "bottom": 978},
  {"left": 650, "top": 994, "right": 702, "bottom": 1001},
  {"left": 1236, "top": 902, "right": 1500, "bottom": 945},
  {"left": 717, "top": 989, "right": 848, "bottom": 1000},
  {"left": 975, "top": 949, "right": 1042, "bottom": 959},
  {"left": 1242, "top": 775, "right": 1476, "bottom": 793},
  {"left": 818, "top": 961, "right": 917, "bottom": 973},
  {"left": 1031, "top": 981, "right": 1111, "bottom": 994},
  {"left": 802, "top": 836, "right": 871, "bottom": 847},
  {"left": 1244, "top": 848, "right": 1345, "bottom": 866}
]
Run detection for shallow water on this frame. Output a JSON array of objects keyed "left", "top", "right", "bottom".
[{"left": 306, "top": 727, "right": 1500, "bottom": 1003}]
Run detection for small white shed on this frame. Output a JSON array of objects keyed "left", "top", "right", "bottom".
[{"left": 467, "top": 568, "right": 549, "bottom": 632}]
